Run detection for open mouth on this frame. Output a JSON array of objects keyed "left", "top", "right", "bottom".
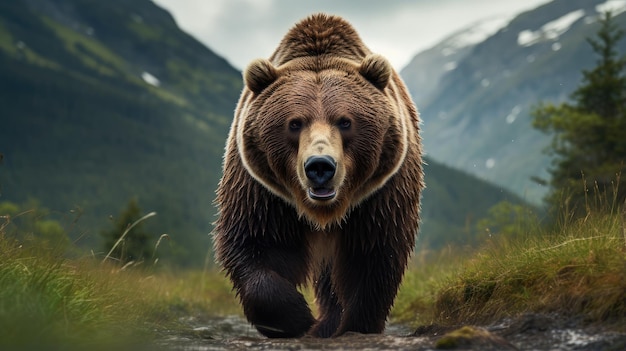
[{"left": 308, "top": 187, "right": 337, "bottom": 201}]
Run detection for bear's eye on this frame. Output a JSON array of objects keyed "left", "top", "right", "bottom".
[
  {"left": 338, "top": 118, "right": 352, "bottom": 130},
  {"left": 289, "top": 119, "right": 303, "bottom": 132}
]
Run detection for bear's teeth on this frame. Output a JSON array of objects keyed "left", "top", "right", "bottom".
[{"left": 308, "top": 187, "right": 336, "bottom": 200}]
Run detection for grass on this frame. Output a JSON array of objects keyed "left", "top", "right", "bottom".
[
  {"left": 2, "top": 198, "right": 624, "bottom": 350},
  {"left": 392, "top": 205, "right": 626, "bottom": 330},
  {"left": 392, "top": 247, "right": 470, "bottom": 324},
  {"left": 0, "top": 213, "right": 239, "bottom": 350},
  {"left": 0, "top": 237, "right": 135, "bottom": 349}
]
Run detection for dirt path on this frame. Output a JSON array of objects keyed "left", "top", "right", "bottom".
[{"left": 158, "top": 314, "right": 626, "bottom": 350}]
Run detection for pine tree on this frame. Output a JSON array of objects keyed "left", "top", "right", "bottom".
[
  {"left": 532, "top": 11, "right": 626, "bottom": 213},
  {"left": 101, "top": 198, "right": 152, "bottom": 264}
]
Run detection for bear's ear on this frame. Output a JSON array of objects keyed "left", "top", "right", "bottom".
[
  {"left": 359, "top": 54, "right": 392, "bottom": 90},
  {"left": 244, "top": 59, "right": 278, "bottom": 94}
]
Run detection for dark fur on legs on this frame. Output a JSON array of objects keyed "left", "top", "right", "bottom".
[
  {"left": 309, "top": 265, "right": 342, "bottom": 337},
  {"left": 240, "top": 270, "right": 315, "bottom": 338}
]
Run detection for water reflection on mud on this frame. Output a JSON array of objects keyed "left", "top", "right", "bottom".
[
  {"left": 158, "top": 314, "right": 626, "bottom": 351},
  {"left": 160, "top": 317, "right": 430, "bottom": 351}
]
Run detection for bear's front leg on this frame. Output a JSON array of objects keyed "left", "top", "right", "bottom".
[
  {"left": 332, "top": 228, "right": 413, "bottom": 336},
  {"left": 238, "top": 268, "right": 315, "bottom": 338},
  {"left": 308, "top": 264, "right": 342, "bottom": 338},
  {"left": 214, "top": 171, "right": 317, "bottom": 338},
  {"left": 221, "top": 238, "right": 315, "bottom": 338}
]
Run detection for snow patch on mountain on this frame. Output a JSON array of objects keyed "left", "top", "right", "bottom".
[
  {"left": 596, "top": 0, "right": 626, "bottom": 15},
  {"left": 141, "top": 71, "right": 160, "bottom": 87},
  {"left": 517, "top": 9, "right": 585, "bottom": 46},
  {"left": 506, "top": 105, "right": 522, "bottom": 124},
  {"left": 441, "top": 16, "right": 513, "bottom": 57},
  {"left": 444, "top": 62, "right": 457, "bottom": 71}
]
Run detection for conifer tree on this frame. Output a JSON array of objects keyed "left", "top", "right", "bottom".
[
  {"left": 101, "top": 198, "right": 152, "bottom": 264},
  {"left": 533, "top": 11, "right": 626, "bottom": 212}
]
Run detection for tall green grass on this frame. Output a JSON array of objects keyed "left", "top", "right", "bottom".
[
  {"left": 393, "top": 205, "right": 626, "bottom": 330},
  {"left": 0, "top": 211, "right": 238, "bottom": 350},
  {"left": 0, "top": 236, "right": 139, "bottom": 349}
]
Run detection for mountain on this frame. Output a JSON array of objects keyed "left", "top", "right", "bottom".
[
  {"left": 0, "top": 0, "right": 241, "bottom": 265},
  {"left": 401, "top": 15, "right": 513, "bottom": 107},
  {"left": 0, "top": 0, "right": 524, "bottom": 266},
  {"left": 401, "top": 0, "right": 626, "bottom": 204},
  {"left": 419, "top": 158, "right": 526, "bottom": 250}
]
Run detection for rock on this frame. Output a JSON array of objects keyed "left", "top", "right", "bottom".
[{"left": 435, "top": 326, "right": 517, "bottom": 350}]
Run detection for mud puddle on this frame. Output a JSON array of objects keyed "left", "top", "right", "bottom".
[{"left": 157, "top": 314, "right": 626, "bottom": 350}]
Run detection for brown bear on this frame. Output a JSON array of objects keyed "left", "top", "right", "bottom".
[{"left": 213, "top": 13, "right": 423, "bottom": 338}]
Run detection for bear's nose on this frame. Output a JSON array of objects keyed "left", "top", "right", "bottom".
[{"left": 304, "top": 155, "right": 336, "bottom": 186}]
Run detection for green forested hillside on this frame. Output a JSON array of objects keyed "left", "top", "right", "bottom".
[
  {"left": 0, "top": 0, "right": 527, "bottom": 266},
  {"left": 420, "top": 159, "right": 526, "bottom": 250},
  {"left": 0, "top": 0, "right": 241, "bottom": 265}
]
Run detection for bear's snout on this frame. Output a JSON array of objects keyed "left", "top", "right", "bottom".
[{"left": 304, "top": 155, "right": 337, "bottom": 200}]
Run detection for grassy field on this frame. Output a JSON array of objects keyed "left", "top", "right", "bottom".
[
  {"left": 0, "top": 212, "right": 238, "bottom": 350},
  {"left": 392, "top": 206, "right": 626, "bottom": 330},
  {"left": 1, "top": 201, "right": 625, "bottom": 349}
]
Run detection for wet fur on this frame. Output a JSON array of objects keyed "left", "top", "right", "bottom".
[{"left": 214, "top": 13, "right": 424, "bottom": 338}]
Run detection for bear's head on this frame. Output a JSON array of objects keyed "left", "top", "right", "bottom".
[{"left": 236, "top": 54, "right": 409, "bottom": 229}]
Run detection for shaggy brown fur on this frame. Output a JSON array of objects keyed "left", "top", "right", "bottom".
[{"left": 213, "top": 13, "right": 424, "bottom": 338}]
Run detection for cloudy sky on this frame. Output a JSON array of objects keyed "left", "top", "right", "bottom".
[{"left": 152, "top": 0, "right": 552, "bottom": 70}]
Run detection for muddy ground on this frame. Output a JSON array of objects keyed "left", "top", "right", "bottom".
[{"left": 157, "top": 313, "right": 626, "bottom": 350}]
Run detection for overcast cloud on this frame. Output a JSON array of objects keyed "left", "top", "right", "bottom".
[{"left": 152, "top": 0, "right": 552, "bottom": 70}]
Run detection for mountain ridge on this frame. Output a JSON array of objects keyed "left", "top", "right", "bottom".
[{"left": 401, "top": 15, "right": 513, "bottom": 106}]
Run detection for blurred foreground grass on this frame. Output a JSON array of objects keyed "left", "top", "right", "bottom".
[{"left": 0, "top": 222, "right": 238, "bottom": 350}]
